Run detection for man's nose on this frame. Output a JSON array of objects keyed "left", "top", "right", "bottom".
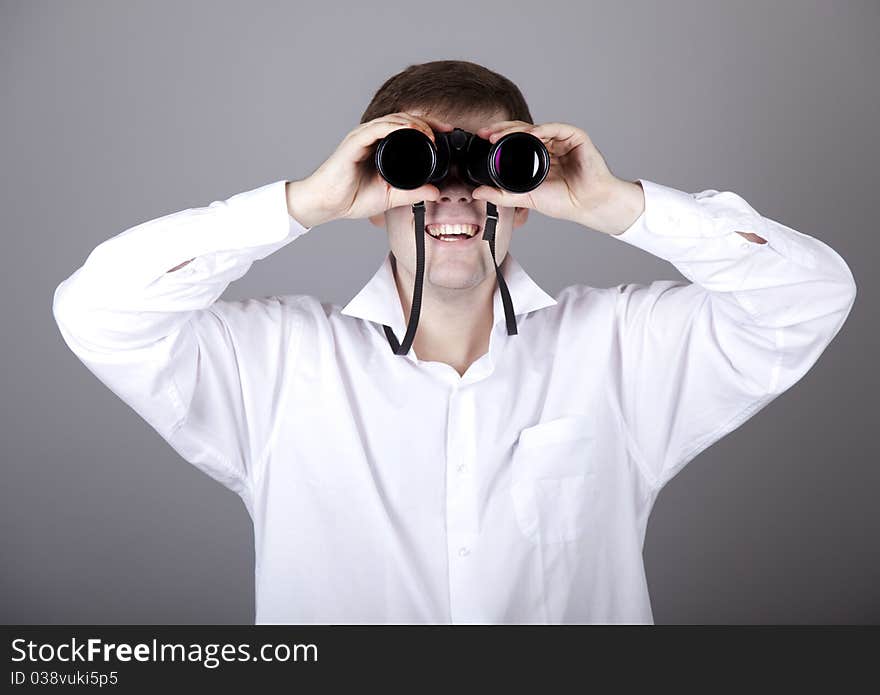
[{"left": 437, "top": 163, "right": 474, "bottom": 203}]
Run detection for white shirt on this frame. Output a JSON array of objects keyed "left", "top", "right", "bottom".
[{"left": 52, "top": 178, "right": 856, "bottom": 624}]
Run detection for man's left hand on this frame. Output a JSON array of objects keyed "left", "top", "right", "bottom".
[{"left": 473, "top": 120, "right": 645, "bottom": 236}]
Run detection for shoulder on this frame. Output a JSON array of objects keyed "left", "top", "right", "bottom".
[{"left": 549, "top": 282, "right": 623, "bottom": 319}]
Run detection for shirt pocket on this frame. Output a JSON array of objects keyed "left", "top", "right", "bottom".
[{"left": 509, "top": 414, "right": 596, "bottom": 545}]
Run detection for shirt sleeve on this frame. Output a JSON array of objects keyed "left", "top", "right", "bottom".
[
  {"left": 51, "top": 180, "right": 312, "bottom": 508},
  {"left": 612, "top": 179, "right": 856, "bottom": 492}
]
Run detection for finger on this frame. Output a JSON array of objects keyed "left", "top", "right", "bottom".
[
  {"left": 486, "top": 124, "right": 536, "bottom": 144},
  {"left": 348, "top": 119, "right": 435, "bottom": 156},
  {"left": 378, "top": 112, "right": 452, "bottom": 139},
  {"left": 360, "top": 113, "right": 438, "bottom": 141},
  {"left": 401, "top": 112, "right": 455, "bottom": 133},
  {"left": 530, "top": 123, "right": 590, "bottom": 151},
  {"left": 477, "top": 120, "right": 531, "bottom": 138},
  {"left": 352, "top": 113, "right": 410, "bottom": 135},
  {"left": 347, "top": 117, "right": 412, "bottom": 145},
  {"left": 384, "top": 115, "right": 438, "bottom": 142}
]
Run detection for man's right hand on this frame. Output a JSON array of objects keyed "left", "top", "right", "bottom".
[{"left": 285, "top": 112, "right": 454, "bottom": 228}]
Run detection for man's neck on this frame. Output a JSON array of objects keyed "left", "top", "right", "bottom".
[{"left": 392, "top": 261, "right": 495, "bottom": 376}]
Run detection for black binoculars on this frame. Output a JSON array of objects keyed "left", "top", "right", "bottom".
[{"left": 374, "top": 126, "right": 550, "bottom": 193}]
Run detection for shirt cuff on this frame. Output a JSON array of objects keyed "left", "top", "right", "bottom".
[
  {"left": 611, "top": 178, "right": 816, "bottom": 269},
  {"left": 612, "top": 179, "right": 725, "bottom": 258},
  {"left": 222, "top": 179, "right": 313, "bottom": 248},
  {"left": 82, "top": 179, "right": 314, "bottom": 293}
]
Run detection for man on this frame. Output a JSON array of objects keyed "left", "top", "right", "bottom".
[{"left": 52, "top": 60, "right": 856, "bottom": 624}]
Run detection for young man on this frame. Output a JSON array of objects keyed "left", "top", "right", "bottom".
[{"left": 52, "top": 60, "right": 856, "bottom": 624}]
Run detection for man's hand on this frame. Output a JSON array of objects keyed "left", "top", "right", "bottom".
[
  {"left": 286, "top": 113, "right": 455, "bottom": 228},
  {"left": 473, "top": 120, "right": 645, "bottom": 235}
]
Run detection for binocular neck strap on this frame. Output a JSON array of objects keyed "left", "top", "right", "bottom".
[
  {"left": 382, "top": 200, "right": 518, "bottom": 356},
  {"left": 482, "top": 202, "right": 519, "bottom": 338}
]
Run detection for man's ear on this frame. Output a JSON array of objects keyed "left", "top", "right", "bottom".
[
  {"left": 368, "top": 212, "right": 386, "bottom": 228},
  {"left": 512, "top": 207, "right": 530, "bottom": 229}
]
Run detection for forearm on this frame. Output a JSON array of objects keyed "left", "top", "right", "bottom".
[
  {"left": 591, "top": 177, "right": 770, "bottom": 244},
  {"left": 54, "top": 180, "right": 308, "bottom": 351},
  {"left": 286, "top": 178, "right": 328, "bottom": 229},
  {"left": 579, "top": 178, "right": 646, "bottom": 236}
]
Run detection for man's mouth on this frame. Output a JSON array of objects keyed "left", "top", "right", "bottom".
[{"left": 425, "top": 223, "right": 481, "bottom": 242}]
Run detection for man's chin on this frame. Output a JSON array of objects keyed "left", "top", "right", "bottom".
[
  {"left": 426, "top": 264, "right": 489, "bottom": 292},
  {"left": 393, "top": 247, "right": 494, "bottom": 290}
]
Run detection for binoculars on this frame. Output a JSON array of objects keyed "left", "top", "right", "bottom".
[
  {"left": 374, "top": 126, "right": 550, "bottom": 193},
  {"left": 371, "top": 126, "right": 551, "bottom": 357}
]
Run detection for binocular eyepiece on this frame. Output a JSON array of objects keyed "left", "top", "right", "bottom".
[{"left": 374, "top": 126, "right": 550, "bottom": 194}]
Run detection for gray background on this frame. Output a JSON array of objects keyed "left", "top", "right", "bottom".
[{"left": 2, "top": 0, "right": 877, "bottom": 624}]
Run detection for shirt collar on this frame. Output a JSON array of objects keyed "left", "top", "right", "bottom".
[{"left": 340, "top": 251, "right": 558, "bottom": 339}]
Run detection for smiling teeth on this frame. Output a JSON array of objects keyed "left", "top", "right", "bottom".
[{"left": 426, "top": 224, "right": 479, "bottom": 239}]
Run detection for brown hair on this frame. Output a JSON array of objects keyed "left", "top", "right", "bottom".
[{"left": 360, "top": 60, "right": 533, "bottom": 125}]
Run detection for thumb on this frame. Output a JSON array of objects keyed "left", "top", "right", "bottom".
[
  {"left": 390, "top": 184, "right": 441, "bottom": 208},
  {"left": 472, "top": 186, "right": 527, "bottom": 208}
]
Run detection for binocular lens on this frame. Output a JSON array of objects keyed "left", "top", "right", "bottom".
[
  {"left": 375, "top": 128, "right": 436, "bottom": 190},
  {"left": 374, "top": 126, "right": 549, "bottom": 194},
  {"left": 491, "top": 132, "right": 550, "bottom": 193}
]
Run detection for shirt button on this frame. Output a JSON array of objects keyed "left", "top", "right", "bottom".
[
  {"left": 457, "top": 464, "right": 467, "bottom": 474},
  {"left": 458, "top": 546, "right": 470, "bottom": 557}
]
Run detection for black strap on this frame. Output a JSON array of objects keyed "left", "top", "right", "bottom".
[
  {"left": 482, "top": 202, "right": 518, "bottom": 337},
  {"left": 383, "top": 200, "right": 517, "bottom": 356},
  {"left": 383, "top": 201, "right": 425, "bottom": 355}
]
